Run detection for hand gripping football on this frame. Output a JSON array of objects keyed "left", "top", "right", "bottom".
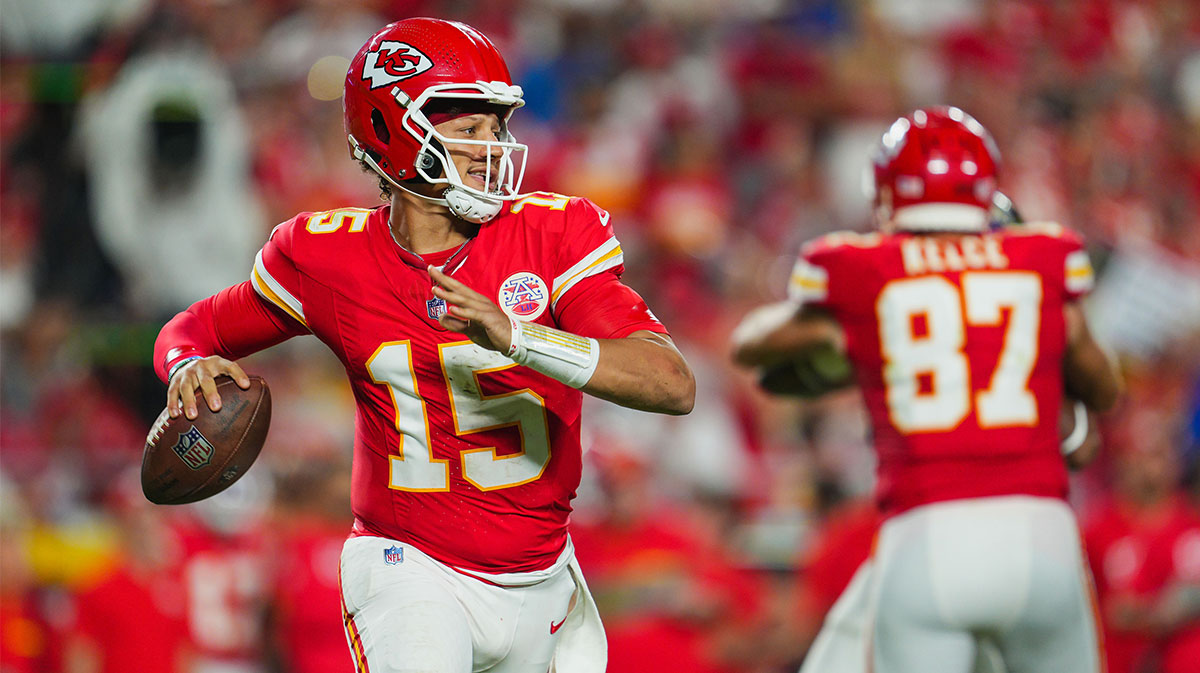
[{"left": 142, "top": 376, "right": 271, "bottom": 505}]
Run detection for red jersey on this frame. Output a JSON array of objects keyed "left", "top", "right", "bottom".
[
  {"left": 173, "top": 517, "right": 270, "bottom": 664},
  {"left": 269, "top": 518, "right": 353, "bottom": 673},
  {"left": 788, "top": 224, "right": 1094, "bottom": 515},
  {"left": 250, "top": 193, "right": 664, "bottom": 573},
  {"left": 70, "top": 563, "right": 189, "bottom": 673}
]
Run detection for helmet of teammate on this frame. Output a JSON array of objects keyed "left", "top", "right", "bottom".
[
  {"left": 343, "top": 18, "right": 527, "bottom": 223},
  {"left": 868, "top": 106, "right": 1000, "bottom": 232}
]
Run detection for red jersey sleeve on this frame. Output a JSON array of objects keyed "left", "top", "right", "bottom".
[
  {"left": 153, "top": 215, "right": 313, "bottom": 382},
  {"left": 786, "top": 231, "right": 877, "bottom": 309},
  {"left": 550, "top": 197, "right": 666, "bottom": 338},
  {"left": 554, "top": 273, "right": 667, "bottom": 339},
  {"left": 153, "top": 281, "right": 306, "bottom": 383},
  {"left": 251, "top": 215, "right": 312, "bottom": 329},
  {"left": 1057, "top": 225, "right": 1095, "bottom": 302}
]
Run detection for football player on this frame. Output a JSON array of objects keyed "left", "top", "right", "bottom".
[
  {"left": 152, "top": 18, "right": 695, "bottom": 673},
  {"left": 732, "top": 106, "right": 1120, "bottom": 673}
]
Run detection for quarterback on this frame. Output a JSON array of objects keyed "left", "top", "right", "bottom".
[
  {"left": 153, "top": 18, "right": 695, "bottom": 673},
  {"left": 733, "top": 107, "right": 1120, "bottom": 673}
]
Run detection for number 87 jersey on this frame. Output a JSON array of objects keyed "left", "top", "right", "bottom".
[
  {"left": 788, "top": 224, "right": 1095, "bottom": 515},
  {"left": 252, "top": 192, "right": 666, "bottom": 574}
]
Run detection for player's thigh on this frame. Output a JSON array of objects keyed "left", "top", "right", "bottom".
[
  {"left": 870, "top": 518, "right": 977, "bottom": 673},
  {"left": 481, "top": 566, "right": 575, "bottom": 673},
  {"left": 341, "top": 537, "right": 472, "bottom": 673},
  {"left": 800, "top": 559, "right": 1006, "bottom": 673},
  {"left": 799, "top": 561, "right": 873, "bottom": 673},
  {"left": 994, "top": 503, "right": 1102, "bottom": 673}
]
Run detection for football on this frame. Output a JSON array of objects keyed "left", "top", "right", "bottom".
[
  {"left": 758, "top": 342, "right": 855, "bottom": 398},
  {"left": 141, "top": 375, "right": 272, "bottom": 505}
]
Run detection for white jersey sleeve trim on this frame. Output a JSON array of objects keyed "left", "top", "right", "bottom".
[
  {"left": 550, "top": 237, "right": 623, "bottom": 309},
  {"left": 252, "top": 249, "right": 307, "bottom": 327},
  {"left": 1065, "top": 249, "right": 1095, "bottom": 295},
  {"left": 787, "top": 258, "right": 829, "bottom": 304}
]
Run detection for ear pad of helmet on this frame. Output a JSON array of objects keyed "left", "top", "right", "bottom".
[{"left": 412, "top": 138, "right": 447, "bottom": 181}]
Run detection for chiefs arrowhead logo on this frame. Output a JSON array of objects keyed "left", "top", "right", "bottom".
[{"left": 362, "top": 41, "right": 433, "bottom": 89}]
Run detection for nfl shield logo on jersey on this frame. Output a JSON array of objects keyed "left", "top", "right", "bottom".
[
  {"left": 427, "top": 297, "right": 447, "bottom": 320},
  {"left": 172, "top": 426, "right": 215, "bottom": 470},
  {"left": 383, "top": 545, "right": 404, "bottom": 565},
  {"left": 499, "top": 272, "right": 548, "bottom": 320}
]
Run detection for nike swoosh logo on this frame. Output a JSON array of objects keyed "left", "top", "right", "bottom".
[{"left": 550, "top": 615, "right": 567, "bottom": 634}]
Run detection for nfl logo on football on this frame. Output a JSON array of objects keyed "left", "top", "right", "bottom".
[
  {"left": 172, "top": 426, "right": 215, "bottom": 470},
  {"left": 499, "top": 272, "right": 547, "bottom": 320},
  {"left": 383, "top": 545, "right": 404, "bottom": 565}
]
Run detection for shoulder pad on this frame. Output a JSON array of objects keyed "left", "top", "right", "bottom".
[
  {"left": 801, "top": 230, "right": 884, "bottom": 256},
  {"left": 1007, "top": 221, "right": 1087, "bottom": 247}
]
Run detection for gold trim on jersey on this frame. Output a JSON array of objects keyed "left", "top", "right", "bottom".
[
  {"left": 251, "top": 250, "right": 307, "bottom": 327},
  {"left": 1065, "top": 250, "right": 1095, "bottom": 294},
  {"left": 787, "top": 259, "right": 829, "bottom": 304},
  {"left": 550, "top": 237, "right": 623, "bottom": 308}
]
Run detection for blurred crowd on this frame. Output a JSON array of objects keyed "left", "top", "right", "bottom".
[{"left": 2, "top": 0, "right": 1199, "bottom": 672}]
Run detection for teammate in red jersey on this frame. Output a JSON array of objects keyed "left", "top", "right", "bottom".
[
  {"left": 152, "top": 17, "right": 694, "bottom": 673},
  {"left": 733, "top": 106, "right": 1121, "bottom": 673}
]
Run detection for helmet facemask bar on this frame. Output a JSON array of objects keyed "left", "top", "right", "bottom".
[{"left": 399, "top": 82, "right": 527, "bottom": 199}]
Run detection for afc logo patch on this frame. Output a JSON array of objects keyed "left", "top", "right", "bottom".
[
  {"left": 172, "top": 426, "right": 215, "bottom": 470},
  {"left": 499, "top": 272, "right": 548, "bottom": 320},
  {"left": 362, "top": 41, "right": 433, "bottom": 89},
  {"left": 383, "top": 545, "right": 404, "bottom": 565}
]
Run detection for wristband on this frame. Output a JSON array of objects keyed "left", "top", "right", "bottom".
[
  {"left": 507, "top": 317, "right": 599, "bottom": 389},
  {"left": 1061, "top": 401, "right": 1089, "bottom": 456},
  {"left": 167, "top": 355, "right": 203, "bottom": 382}
]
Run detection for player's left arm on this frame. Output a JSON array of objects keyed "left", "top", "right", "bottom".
[
  {"left": 730, "top": 302, "right": 843, "bottom": 368},
  {"left": 729, "top": 301, "right": 851, "bottom": 397},
  {"left": 428, "top": 265, "right": 695, "bottom": 415},
  {"left": 1063, "top": 301, "right": 1122, "bottom": 412}
]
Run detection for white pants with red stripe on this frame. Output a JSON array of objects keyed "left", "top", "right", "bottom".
[
  {"left": 339, "top": 536, "right": 600, "bottom": 673},
  {"left": 866, "top": 496, "right": 1102, "bottom": 673}
]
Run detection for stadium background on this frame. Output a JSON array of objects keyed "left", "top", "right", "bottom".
[{"left": 1, "top": 0, "right": 1198, "bottom": 671}]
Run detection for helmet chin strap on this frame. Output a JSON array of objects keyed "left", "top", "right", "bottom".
[
  {"left": 351, "top": 134, "right": 506, "bottom": 224},
  {"left": 391, "top": 182, "right": 503, "bottom": 224},
  {"left": 443, "top": 187, "right": 503, "bottom": 223}
]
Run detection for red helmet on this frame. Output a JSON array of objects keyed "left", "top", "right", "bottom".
[
  {"left": 343, "top": 18, "right": 527, "bottom": 222},
  {"left": 869, "top": 106, "right": 1000, "bottom": 232}
]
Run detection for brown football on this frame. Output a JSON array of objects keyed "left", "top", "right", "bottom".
[{"left": 141, "top": 375, "right": 272, "bottom": 505}]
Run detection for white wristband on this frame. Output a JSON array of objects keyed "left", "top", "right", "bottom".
[
  {"left": 1061, "top": 401, "right": 1089, "bottom": 456},
  {"left": 507, "top": 317, "right": 599, "bottom": 389}
]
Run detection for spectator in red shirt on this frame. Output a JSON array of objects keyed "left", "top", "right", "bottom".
[
  {"left": 1084, "top": 407, "right": 1200, "bottom": 673},
  {"left": 265, "top": 457, "right": 355, "bottom": 673},
  {"left": 571, "top": 447, "right": 767, "bottom": 673},
  {"left": 64, "top": 473, "right": 191, "bottom": 673}
]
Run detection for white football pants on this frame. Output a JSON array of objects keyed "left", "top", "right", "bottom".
[
  {"left": 867, "top": 496, "right": 1102, "bottom": 673},
  {"left": 339, "top": 536, "right": 579, "bottom": 673},
  {"left": 799, "top": 560, "right": 1007, "bottom": 673}
]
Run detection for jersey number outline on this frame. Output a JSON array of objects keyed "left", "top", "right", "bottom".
[
  {"left": 876, "top": 271, "right": 1042, "bottom": 434},
  {"left": 366, "top": 341, "right": 552, "bottom": 492}
]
